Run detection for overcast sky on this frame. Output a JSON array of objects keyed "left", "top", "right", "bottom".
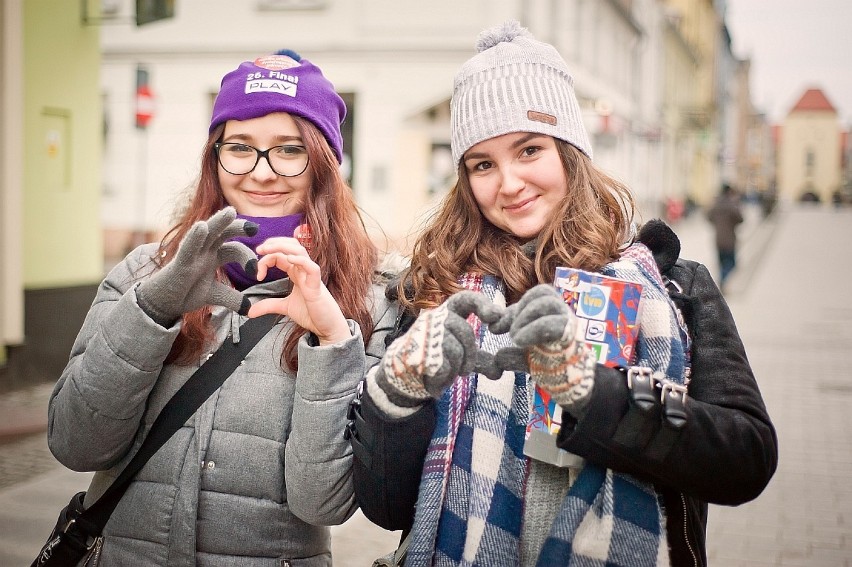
[{"left": 725, "top": 0, "right": 852, "bottom": 126}]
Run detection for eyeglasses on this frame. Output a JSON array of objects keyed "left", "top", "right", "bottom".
[{"left": 214, "top": 142, "right": 309, "bottom": 177}]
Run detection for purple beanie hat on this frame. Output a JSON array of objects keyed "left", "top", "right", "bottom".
[{"left": 209, "top": 52, "right": 346, "bottom": 163}]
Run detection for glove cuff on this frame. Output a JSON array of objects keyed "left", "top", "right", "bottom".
[
  {"left": 529, "top": 340, "right": 597, "bottom": 410},
  {"left": 136, "top": 283, "right": 180, "bottom": 328},
  {"left": 375, "top": 356, "right": 432, "bottom": 406},
  {"left": 367, "top": 365, "right": 426, "bottom": 418}
]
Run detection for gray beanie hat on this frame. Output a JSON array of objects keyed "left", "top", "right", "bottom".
[{"left": 450, "top": 20, "right": 593, "bottom": 165}]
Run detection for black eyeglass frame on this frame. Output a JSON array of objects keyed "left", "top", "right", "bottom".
[{"left": 214, "top": 142, "right": 310, "bottom": 177}]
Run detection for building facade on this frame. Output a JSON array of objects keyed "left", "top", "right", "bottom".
[
  {"left": 98, "top": 0, "right": 737, "bottom": 258},
  {"left": 2, "top": 0, "right": 758, "bottom": 388},
  {"left": 0, "top": 0, "right": 103, "bottom": 388},
  {"left": 778, "top": 88, "right": 843, "bottom": 203}
]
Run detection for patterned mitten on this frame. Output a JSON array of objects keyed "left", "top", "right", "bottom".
[
  {"left": 137, "top": 207, "right": 259, "bottom": 327},
  {"left": 504, "top": 284, "right": 598, "bottom": 414},
  {"left": 374, "top": 290, "right": 503, "bottom": 408}
]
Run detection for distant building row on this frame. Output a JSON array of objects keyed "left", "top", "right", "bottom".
[{"left": 91, "top": 0, "right": 848, "bottom": 254}]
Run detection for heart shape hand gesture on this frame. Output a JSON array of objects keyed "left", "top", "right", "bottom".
[
  {"left": 374, "top": 284, "right": 595, "bottom": 408},
  {"left": 137, "top": 207, "right": 258, "bottom": 327}
]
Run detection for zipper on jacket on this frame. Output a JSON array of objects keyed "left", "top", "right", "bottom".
[
  {"left": 83, "top": 536, "right": 104, "bottom": 566},
  {"left": 680, "top": 493, "right": 698, "bottom": 567}
]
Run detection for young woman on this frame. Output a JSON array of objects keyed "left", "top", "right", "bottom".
[
  {"left": 349, "top": 22, "right": 777, "bottom": 567},
  {"left": 48, "top": 50, "right": 396, "bottom": 566}
]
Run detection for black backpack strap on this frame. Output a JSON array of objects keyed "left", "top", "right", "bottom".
[
  {"left": 83, "top": 313, "right": 279, "bottom": 529},
  {"left": 384, "top": 306, "right": 417, "bottom": 348}
]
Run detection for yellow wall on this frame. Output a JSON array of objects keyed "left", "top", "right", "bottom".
[
  {"left": 662, "top": 19, "right": 699, "bottom": 204},
  {"left": 1, "top": 0, "right": 26, "bottom": 346},
  {"left": 23, "top": 0, "right": 102, "bottom": 288},
  {"left": 663, "top": 0, "right": 720, "bottom": 206},
  {"left": 779, "top": 111, "right": 842, "bottom": 202}
]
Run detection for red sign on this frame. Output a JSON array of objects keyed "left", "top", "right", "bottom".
[{"left": 135, "top": 85, "right": 155, "bottom": 129}]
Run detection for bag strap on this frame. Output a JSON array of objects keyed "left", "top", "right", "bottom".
[
  {"left": 82, "top": 313, "right": 279, "bottom": 529},
  {"left": 371, "top": 530, "right": 412, "bottom": 567},
  {"left": 392, "top": 530, "right": 412, "bottom": 565}
]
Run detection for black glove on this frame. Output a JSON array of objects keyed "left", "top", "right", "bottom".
[{"left": 136, "top": 207, "right": 259, "bottom": 327}]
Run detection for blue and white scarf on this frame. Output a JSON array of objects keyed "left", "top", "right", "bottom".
[{"left": 405, "top": 243, "right": 689, "bottom": 567}]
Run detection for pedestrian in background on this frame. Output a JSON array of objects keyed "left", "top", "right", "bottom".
[
  {"left": 48, "top": 49, "right": 395, "bottom": 565},
  {"left": 349, "top": 21, "right": 776, "bottom": 567},
  {"left": 706, "top": 182, "right": 744, "bottom": 291}
]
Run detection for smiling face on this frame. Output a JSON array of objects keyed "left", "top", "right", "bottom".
[
  {"left": 218, "top": 112, "right": 313, "bottom": 217},
  {"left": 463, "top": 132, "right": 568, "bottom": 241}
]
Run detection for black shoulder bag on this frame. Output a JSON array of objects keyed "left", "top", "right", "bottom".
[{"left": 31, "top": 314, "right": 279, "bottom": 567}]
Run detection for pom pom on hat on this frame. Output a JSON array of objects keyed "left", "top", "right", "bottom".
[
  {"left": 475, "top": 20, "right": 531, "bottom": 52},
  {"left": 274, "top": 48, "right": 302, "bottom": 61},
  {"left": 451, "top": 20, "right": 592, "bottom": 164}
]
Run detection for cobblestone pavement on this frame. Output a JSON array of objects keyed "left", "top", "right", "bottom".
[
  {"left": 0, "top": 433, "right": 60, "bottom": 491},
  {"left": 0, "top": 382, "right": 57, "bottom": 491},
  {"left": 2, "top": 204, "right": 851, "bottom": 566},
  {"left": 702, "top": 206, "right": 852, "bottom": 567}
]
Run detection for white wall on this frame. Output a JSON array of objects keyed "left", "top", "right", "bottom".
[{"left": 100, "top": 0, "right": 718, "bottom": 252}]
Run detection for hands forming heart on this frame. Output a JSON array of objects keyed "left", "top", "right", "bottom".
[
  {"left": 375, "top": 285, "right": 579, "bottom": 406},
  {"left": 466, "top": 284, "right": 578, "bottom": 380}
]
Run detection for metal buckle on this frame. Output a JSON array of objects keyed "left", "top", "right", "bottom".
[
  {"left": 627, "top": 367, "right": 658, "bottom": 411},
  {"left": 663, "top": 276, "right": 683, "bottom": 294},
  {"left": 626, "top": 366, "right": 653, "bottom": 388},
  {"left": 61, "top": 517, "right": 81, "bottom": 535},
  {"left": 661, "top": 381, "right": 688, "bottom": 428},
  {"left": 626, "top": 366, "right": 690, "bottom": 425},
  {"left": 659, "top": 381, "right": 688, "bottom": 404}
]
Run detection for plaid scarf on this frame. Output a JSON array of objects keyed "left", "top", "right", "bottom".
[
  {"left": 536, "top": 243, "right": 689, "bottom": 566},
  {"left": 406, "top": 244, "right": 689, "bottom": 567},
  {"left": 604, "top": 243, "right": 690, "bottom": 384},
  {"left": 405, "top": 274, "right": 528, "bottom": 567}
]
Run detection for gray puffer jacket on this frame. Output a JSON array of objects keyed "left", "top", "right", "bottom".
[{"left": 47, "top": 243, "right": 396, "bottom": 566}]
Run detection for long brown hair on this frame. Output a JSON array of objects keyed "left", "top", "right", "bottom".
[
  {"left": 158, "top": 116, "right": 377, "bottom": 370},
  {"left": 401, "top": 140, "right": 635, "bottom": 310}
]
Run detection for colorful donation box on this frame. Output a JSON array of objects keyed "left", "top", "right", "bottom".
[{"left": 524, "top": 268, "right": 643, "bottom": 467}]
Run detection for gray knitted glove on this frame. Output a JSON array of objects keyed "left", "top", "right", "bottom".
[
  {"left": 495, "top": 284, "right": 597, "bottom": 412},
  {"left": 374, "top": 290, "right": 503, "bottom": 407},
  {"left": 136, "top": 207, "right": 259, "bottom": 327}
]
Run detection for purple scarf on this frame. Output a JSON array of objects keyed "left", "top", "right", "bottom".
[{"left": 225, "top": 213, "right": 303, "bottom": 290}]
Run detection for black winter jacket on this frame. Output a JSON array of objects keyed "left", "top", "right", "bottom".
[{"left": 349, "top": 220, "right": 778, "bottom": 566}]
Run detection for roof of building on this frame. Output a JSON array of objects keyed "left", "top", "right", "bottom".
[{"left": 790, "top": 88, "right": 837, "bottom": 114}]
